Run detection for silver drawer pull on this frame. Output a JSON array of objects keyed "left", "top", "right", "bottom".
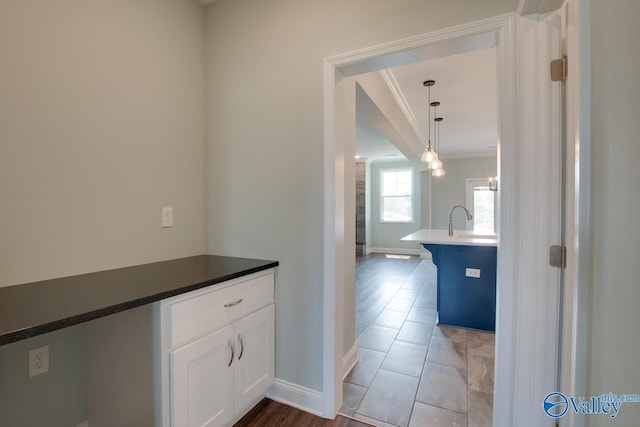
[
  {"left": 224, "top": 298, "right": 243, "bottom": 308},
  {"left": 237, "top": 334, "right": 244, "bottom": 360},
  {"left": 227, "top": 339, "right": 234, "bottom": 367}
]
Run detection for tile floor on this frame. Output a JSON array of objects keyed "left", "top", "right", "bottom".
[{"left": 340, "top": 254, "right": 495, "bottom": 427}]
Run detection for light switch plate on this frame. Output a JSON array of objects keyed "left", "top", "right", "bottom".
[
  {"left": 465, "top": 268, "right": 481, "bottom": 278},
  {"left": 162, "top": 207, "right": 173, "bottom": 228}
]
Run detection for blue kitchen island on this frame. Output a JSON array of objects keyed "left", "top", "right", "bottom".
[{"left": 402, "top": 229, "right": 497, "bottom": 332}]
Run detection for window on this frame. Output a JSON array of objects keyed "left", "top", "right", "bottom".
[
  {"left": 380, "top": 168, "right": 413, "bottom": 223},
  {"left": 466, "top": 178, "right": 496, "bottom": 233}
]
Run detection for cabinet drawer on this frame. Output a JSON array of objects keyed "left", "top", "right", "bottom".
[{"left": 169, "top": 271, "right": 274, "bottom": 349}]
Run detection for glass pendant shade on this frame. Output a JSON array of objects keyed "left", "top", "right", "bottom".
[
  {"left": 424, "top": 148, "right": 437, "bottom": 164},
  {"left": 432, "top": 167, "right": 445, "bottom": 177},
  {"left": 430, "top": 158, "right": 442, "bottom": 170},
  {"left": 421, "top": 147, "right": 432, "bottom": 163}
]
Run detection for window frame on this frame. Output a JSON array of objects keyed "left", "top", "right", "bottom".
[
  {"left": 379, "top": 167, "right": 415, "bottom": 224},
  {"left": 465, "top": 177, "right": 497, "bottom": 233}
]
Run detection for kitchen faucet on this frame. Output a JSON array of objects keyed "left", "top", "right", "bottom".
[{"left": 448, "top": 205, "right": 473, "bottom": 236}]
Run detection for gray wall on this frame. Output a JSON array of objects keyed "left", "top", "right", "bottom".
[
  {"left": 355, "top": 161, "right": 367, "bottom": 254},
  {"left": 430, "top": 156, "right": 497, "bottom": 230},
  {"left": 204, "top": 0, "right": 518, "bottom": 391},
  {"left": 0, "top": 326, "right": 87, "bottom": 427},
  {"left": 85, "top": 306, "right": 156, "bottom": 427},
  {"left": 0, "top": 0, "right": 206, "bottom": 425},
  {"left": 420, "top": 169, "right": 433, "bottom": 229},
  {"left": 588, "top": 1, "right": 640, "bottom": 425},
  {"left": 369, "top": 160, "right": 423, "bottom": 253},
  {"left": 0, "top": 0, "right": 206, "bottom": 287},
  {"left": 366, "top": 161, "right": 373, "bottom": 252}
]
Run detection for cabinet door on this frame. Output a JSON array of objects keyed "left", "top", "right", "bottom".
[
  {"left": 233, "top": 304, "right": 275, "bottom": 412},
  {"left": 171, "top": 324, "right": 235, "bottom": 427}
]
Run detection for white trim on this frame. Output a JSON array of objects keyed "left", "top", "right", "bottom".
[
  {"left": 267, "top": 379, "right": 325, "bottom": 418},
  {"left": 342, "top": 345, "right": 358, "bottom": 380},
  {"left": 366, "top": 247, "right": 422, "bottom": 256},
  {"left": 328, "top": 15, "right": 506, "bottom": 76},
  {"left": 490, "top": 15, "right": 518, "bottom": 427},
  {"left": 324, "top": 12, "right": 517, "bottom": 421},
  {"left": 509, "top": 10, "right": 564, "bottom": 426},
  {"left": 380, "top": 69, "right": 425, "bottom": 142},
  {"left": 560, "top": 2, "right": 590, "bottom": 427},
  {"left": 322, "top": 56, "right": 342, "bottom": 418}
]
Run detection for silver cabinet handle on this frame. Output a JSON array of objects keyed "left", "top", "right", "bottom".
[
  {"left": 237, "top": 334, "right": 244, "bottom": 360},
  {"left": 227, "top": 339, "right": 234, "bottom": 367},
  {"left": 224, "top": 298, "right": 243, "bottom": 308}
]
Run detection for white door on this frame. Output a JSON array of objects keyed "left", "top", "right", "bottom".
[
  {"left": 171, "top": 325, "right": 235, "bottom": 427},
  {"left": 233, "top": 304, "right": 275, "bottom": 413}
]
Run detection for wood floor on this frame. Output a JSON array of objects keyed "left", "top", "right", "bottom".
[{"left": 234, "top": 398, "right": 373, "bottom": 427}]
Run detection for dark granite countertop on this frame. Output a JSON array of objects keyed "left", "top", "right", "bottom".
[{"left": 0, "top": 255, "right": 278, "bottom": 346}]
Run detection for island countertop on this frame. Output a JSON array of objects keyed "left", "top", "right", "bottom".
[
  {"left": 401, "top": 229, "right": 498, "bottom": 247},
  {"left": 0, "top": 255, "right": 278, "bottom": 346}
]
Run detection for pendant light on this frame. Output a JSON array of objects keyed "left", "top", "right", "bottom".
[
  {"left": 429, "top": 102, "right": 442, "bottom": 170},
  {"left": 432, "top": 117, "right": 445, "bottom": 176},
  {"left": 420, "top": 80, "right": 437, "bottom": 164}
]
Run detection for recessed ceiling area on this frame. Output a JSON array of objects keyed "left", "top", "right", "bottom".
[
  {"left": 356, "top": 111, "right": 404, "bottom": 161},
  {"left": 356, "top": 47, "right": 497, "bottom": 161}
]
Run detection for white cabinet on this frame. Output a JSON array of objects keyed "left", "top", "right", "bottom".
[
  {"left": 234, "top": 305, "right": 275, "bottom": 411},
  {"left": 171, "top": 325, "right": 235, "bottom": 427},
  {"left": 156, "top": 270, "right": 275, "bottom": 427}
]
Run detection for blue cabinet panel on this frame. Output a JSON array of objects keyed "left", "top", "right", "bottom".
[{"left": 423, "top": 244, "right": 496, "bottom": 332}]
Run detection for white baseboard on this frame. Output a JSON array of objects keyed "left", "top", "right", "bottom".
[
  {"left": 267, "top": 379, "right": 325, "bottom": 418},
  {"left": 343, "top": 345, "right": 358, "bottom": 379},
  {"left": 367, "top": 247, "right": 422, "bottom": 256}
]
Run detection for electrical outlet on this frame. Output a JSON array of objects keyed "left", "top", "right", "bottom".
[
  {"left": 465, "top": 268, "right": 481, "bottom": 278},
  {"left": 29, "top": 346, "right": 49, "bottom": 378},
  {"left": 162, "top": 207, "right": 173, "bottom": 228}
]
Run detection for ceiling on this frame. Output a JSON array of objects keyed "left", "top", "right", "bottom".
[
  {"left": 356, "top": 47, "right": 497, "bottom": 161},
  {"left": 356, "top": 109, "right": 404, "bottom": 161}
]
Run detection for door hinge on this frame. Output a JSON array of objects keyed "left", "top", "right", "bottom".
[
  {"left": 550, "top": 56, "right": 567, "bottom": 82},
  {"left": 549, "top": 245, "right": 567, "bottom": 268}
]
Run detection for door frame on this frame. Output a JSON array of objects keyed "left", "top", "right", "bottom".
[
  {"left": 560, "top": 1, "right": 591, "bottom": 426},
  {"left": 323, "top": 12, "right": 517, "bottom": 420}
]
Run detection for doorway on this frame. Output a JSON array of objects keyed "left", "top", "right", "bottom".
[
  {"left": 322, "top": 13, "right": 517, "bottom": 423},
  {"left": 343, "top": 48, "right": 500, "bottom": 426}
]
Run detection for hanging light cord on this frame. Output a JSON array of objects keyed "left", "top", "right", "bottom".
[
  {"left": 433, "top": 104, "right": 438, "bottom": 152},
  {"left": 427, "top": 84, "right": 432, "bottom": 149},
  {"left": 436, "top": 115, "right": 440, "bottom": 153}
]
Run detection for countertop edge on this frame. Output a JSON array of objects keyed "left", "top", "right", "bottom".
[
  {"left": 401, "top": 229, "right": 498, "bottom": 247},
  {"left": 0, "top": 258, "right": 278, "bottom": 347}
]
